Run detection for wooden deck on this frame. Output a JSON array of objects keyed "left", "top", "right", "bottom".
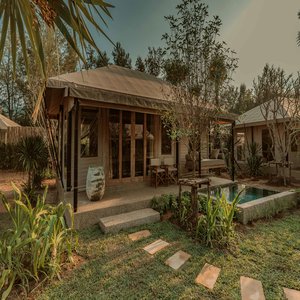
[{"left": 64, "top": 177, "right": 234, "bottom": 229}]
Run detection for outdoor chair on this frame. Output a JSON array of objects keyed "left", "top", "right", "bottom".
[
  {"left": 163, "top": 157, "right": 178, "bottom": 185},
  {"left": 150, "top": 158, "right": 166, "bottom": 188}
]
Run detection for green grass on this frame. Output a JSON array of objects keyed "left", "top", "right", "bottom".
[{"left": 29, "top": 210, "right": 300, "bottom": 300}]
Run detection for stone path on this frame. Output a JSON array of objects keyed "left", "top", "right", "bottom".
[
  {"left": 240, "top": 276, "right": 265, "bottom": 300},
  {"left": 165, "top": 250, "right": 191, "bottom": 270},
  {"left": 195, "top": 263, "right": 221, "bottom": 290},
  {"left": 129, "top": 230, "right": 300, "bottom": 298},
  {"left": 283, "top": 288, "right": 300, "bottom": 300},
  {"left": 128, "top": 230, "right": 151, "bottom": 241},
  {"left": 143, "top": 239, "right": 170, "bottom": 255}
]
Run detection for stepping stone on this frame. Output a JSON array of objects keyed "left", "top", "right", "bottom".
[
  {"left": 143, "top": 239, "right": 169, "bottom": 255},
  {"left": 165, "top": 250, "right": 191, "bottom": 270},
  {"left": 283, "top": 287, "right": 300, "bottom": 300},
  {"left": 128, "top": 230, "right": 151, "bottom": 241},
  {"left": 240, "top": 276, "right": 265, "bottom": 300},
  {"left": 195, "top": 263, "right": 221, "bottom": 290}
]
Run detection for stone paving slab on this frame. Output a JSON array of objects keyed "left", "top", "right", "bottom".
[
  {"left": 165, "top": 250, "right": 191, "bottom": 270},
  {"left": 283, "top": 287, "right": 300, "bottom": 300},
  {"left": 240, "top": 276, "right": 265, "bottom": 300},
  {"left": 143, "top": 239, "right": 170, "bottom": 255},
  {"left": 195, "top": 263, "right": 221, "bottom": 290},
  {"left": 128, "top": 230, "right": 151, "bottom": 241}
]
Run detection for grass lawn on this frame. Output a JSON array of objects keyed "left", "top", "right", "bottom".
[{"left": 31, "top": 209, "right": 300, "bottom": 300}]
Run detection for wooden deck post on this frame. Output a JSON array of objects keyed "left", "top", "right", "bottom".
[
  {"left": 73, "top": 99, "right": 79, "bottom": 212},
  {"left": 231, "top": 121, "right": 235, "bottom": 181},
  {"left": 67, "top": 110, "right": 72, "bottom": 191}
]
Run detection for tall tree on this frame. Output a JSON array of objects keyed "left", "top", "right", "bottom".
[
  {"left": 85, "top": 45, "right": 110, "bottom": 69},
  {"left": 254, "top": 64, "right": 300, "bottom": 185},
  {"left": 163, "top": 57, "right": 189, "bottom": 85},
  {"left": 0, "top": 0, "right": 113, "bottom": 78},
  {"left": 135, "top": 56, "right": 145, "bottom": 72},
  {"left": 144, "top": 47, "right": 164, "bottom": 77},
  {"left": 112, "top": 42, "right": 132, "bottom": 68},
  {"left": 162, "top": 0, "right": 237, "bottom": 104},
  {"left": 234, "top": 84, "right": 255, "bottom": 114}
]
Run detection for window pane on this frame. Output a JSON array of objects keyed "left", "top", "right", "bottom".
[
  {"left": 81, "top": 109, "right": 98, "bottom": 157},
  {"left": 161, "top": 125, "right": 172, "bottom": 155}
]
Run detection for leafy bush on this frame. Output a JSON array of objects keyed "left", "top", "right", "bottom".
[
  {"left": 16, "top": 136, "right": 49, "bottom": 193},
  {"left": 0, "top": 185, "right": 77, "bottom": 299},
  {"left": 151, "top": 194, "right": 177, "bottom": 215},
  {"left": 246, "top": 142, "right": 264, "bottom": 178},
  {"left": 196, "top": 191, "right": 241, "bottom": 247}
]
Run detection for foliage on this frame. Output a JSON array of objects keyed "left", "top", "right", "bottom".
[
  {"left": 85, "top": 45, "right": 110, "bottom": 69},
  {"left": 162, "top": 0, "right": 238, "bottom": 104},
  {"left": 144, "top": 47, "right": 164, "bottom": 77},
  {"left": 16, "top": 136, "right": 49, "bottom": 193},
  {"left": 112, "top": 42, "right": 132, "bottom": 69},
  {"left": 0, "top": 29, "right": 78, "bottom": 125},
  {"left": 246, "top": 142, "right": 264, "bottom": 178},
  {"left": 163, "top": 57, "right": 189, "bottom": 85},
  {"left": 0, "top": 0, "right": 113, "bottom": 78},
  {"left": 151, "top": 194, "right": 177, "bottom": 215},
  {"left": 0, "top": 185, "right": 76, "bottom": 299},
  {"left": 135, "top": 56, "right": 145, "bottom": 72},
  {"left": 196, "top": 191, "right": 241, "bottom": 247}
]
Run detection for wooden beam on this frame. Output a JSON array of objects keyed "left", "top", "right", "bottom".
[
  {"left": 119, "top": 111, "right": 122, "bottom": 180},
  {"left": 143, "top": 113, "right": 147, "bottom": 179},
  {"left": 66, "top": 110, "right": 72, "bottom": 191},
  {"left": 73, "top": 99, "right": 79, "bottom": 212},
  {"left": 231, "top": 121, "right": 235, "bottom": 181}
]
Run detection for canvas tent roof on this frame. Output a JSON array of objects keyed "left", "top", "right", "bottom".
[
  {"left": 45, "top": 65, "right": 236, "bottom": 122},
  {"left": 45, "top": 65, "right": 173, "bottom": 115},
  {"left": 0, "top": 113, "right": 20, "bottom": 130},
  {"left": 236, "top": 99, "right": 297, "bottom": 128}
]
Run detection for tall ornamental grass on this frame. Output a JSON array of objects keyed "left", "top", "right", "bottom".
[{"left": 0, "top": 185, "right": 77, "bottom": 299}]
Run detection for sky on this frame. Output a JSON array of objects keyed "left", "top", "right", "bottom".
[{"left": 95, "top": 0, "right": 300, "bottom": 88}]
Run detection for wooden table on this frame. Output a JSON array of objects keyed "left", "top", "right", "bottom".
[{"left": 178, "top": 178, "right": 211, "bottom": 221}]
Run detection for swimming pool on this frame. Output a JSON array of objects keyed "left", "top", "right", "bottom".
[{"left": 210, "top": 184, "right": 279, "bottom": 204}]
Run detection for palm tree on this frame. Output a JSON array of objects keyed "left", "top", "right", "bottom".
[{"left": 0, "top": 0, "right": 113, "bottom": 77}]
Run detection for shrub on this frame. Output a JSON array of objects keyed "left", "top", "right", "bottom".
[
  {"left": 16, "top": 136, "right": 49, "bottom": 193},
  {"left": 151, "top": 194, "right": 176, "bottom": 215},
  {"left": 246, "top": 142, "right": 264, "bottom": 178},
  {"left": 196, "top": 191, "right": 241, "bottom": 247},
  {"left": 0, "top": 185, "right": 77, "bottom": 299}
]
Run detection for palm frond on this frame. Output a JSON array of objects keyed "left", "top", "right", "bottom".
[{"left": 0, "top": 0, "right": 113, "bottom": 78}]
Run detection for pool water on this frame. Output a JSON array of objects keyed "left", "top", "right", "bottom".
[{"left": 211, "top": 184, "right": 279, "bottom": 204}]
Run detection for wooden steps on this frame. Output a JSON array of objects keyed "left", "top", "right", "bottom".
[{"left": 99, "top": 208, "right": 160, "bottom": 233}]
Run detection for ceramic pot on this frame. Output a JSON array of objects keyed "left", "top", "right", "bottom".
[{"left": 86, "top": 166, "right": 105, "bottom": 201}]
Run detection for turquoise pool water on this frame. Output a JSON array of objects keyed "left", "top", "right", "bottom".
[{"left": 211, "top": 184, "right": 279, "bottom": 204}]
